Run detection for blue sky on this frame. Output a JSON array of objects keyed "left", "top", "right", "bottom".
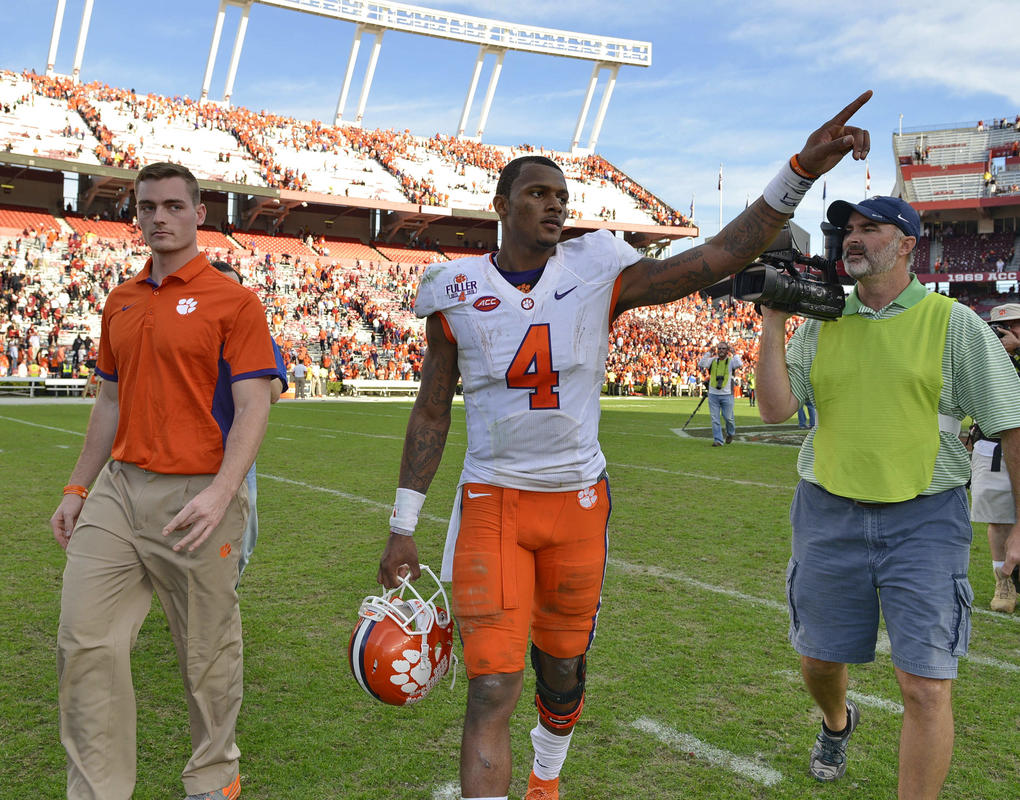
[{"left": 3, "top": 0, "right": 1019, "bottom": 249}]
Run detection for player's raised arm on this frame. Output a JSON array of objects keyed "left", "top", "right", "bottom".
[{"left": 615, "top": 90, "right": 872, "bottom": 314}]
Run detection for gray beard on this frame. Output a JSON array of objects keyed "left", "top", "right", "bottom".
[{"left": 843, "top": 236, "right": 901, "bottom": 280}]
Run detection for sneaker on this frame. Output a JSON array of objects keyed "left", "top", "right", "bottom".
[
  {"left": 525, "top": 772, "right": 559, "bottom": 800},
  {"left": 809, "top": 700, "right": 860, "bottom": 782},
  {"left": 712, "top": 441, "right": 724, "bottom": 447},
  {"left": 725, "top": 434, "right": 733, "bottom": 443},
  {"left": 186, "top": 775, "right": 240, "bottom": 800},
  {"left": 991, "top": 566, "right": 1017, "bottom": 613}
]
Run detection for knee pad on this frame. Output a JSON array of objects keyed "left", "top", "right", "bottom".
[{"left": 531, "top": 644, "right": 585, "bottom": 731}]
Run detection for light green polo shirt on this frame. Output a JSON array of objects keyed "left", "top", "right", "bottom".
[{"left": 786, "top": 275, "right": 1020, "bottom": 494}]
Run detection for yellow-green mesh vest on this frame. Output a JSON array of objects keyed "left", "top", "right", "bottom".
[
  {"left": 709, "top": 357, "right": 731, "bottom": 389},
  {"left": 811, "top": 291, "right": 954, "bottom": 501}
]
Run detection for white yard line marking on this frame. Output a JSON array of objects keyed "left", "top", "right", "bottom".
[
  {"left": 258, "top": 473, "right": 449, "bottom": 525},
  {"left": 609, "top": 558, "right": 786, "bottom": 612},
  {"left": 431, "top": 782, "right": 459, "bottom": 800},
  {"left": 611, "top": 559, "right": 1020, "bottom": 668},
  {"left": 0, "top": 415, "right": 84, "bottom": 436},
  {"left": 774, "top": 670, "right": 904, "bottom": 714},
  {"left": 270, "top": 421, "right": 407, "bottom": 440},
  {"left": 608, "top": 461, "right": 792, "bottom": 490},
  {"left": 631, "top": 717, "right": 783, "bottom": 786}
]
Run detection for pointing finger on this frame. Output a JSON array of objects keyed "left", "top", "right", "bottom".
[{"left": 827, "top": 90, "right": 873, "bottom": 127}]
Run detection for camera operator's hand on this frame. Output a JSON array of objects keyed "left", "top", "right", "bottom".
[
  {"left": 997, "top": 326, "right": 1020, "bottom": 354},
  {"left": 797, "top": 91, "right": 872, "bottom": 176}
]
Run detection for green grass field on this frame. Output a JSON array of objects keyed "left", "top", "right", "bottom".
[{"left": 1, "top": 397, "right": 1017, "bottom": 799}]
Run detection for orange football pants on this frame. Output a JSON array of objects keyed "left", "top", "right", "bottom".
[{"left": 452, "top": 476, "right": 610, "bottom": 678}]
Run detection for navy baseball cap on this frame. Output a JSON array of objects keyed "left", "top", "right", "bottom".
[{"left": 827, "top": 196, "right": 921, "bottom": 240}]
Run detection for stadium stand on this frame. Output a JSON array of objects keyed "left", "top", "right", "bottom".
[
  {"left": 8, "top": 66, "right": 1020, "bottom": 399},
  {"left": 0, "top": 70, "right": 690, "bottom": 230},
  {"left": 0, "top": 205, "right": 60, "bottom": 235}
]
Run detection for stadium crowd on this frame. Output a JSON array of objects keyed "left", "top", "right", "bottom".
[
  {"left": 10, "top": 69, "right": 688, "bottom": 225},
  {"left": 4, "top": 221, "right": 1020, "bottom": 393}
]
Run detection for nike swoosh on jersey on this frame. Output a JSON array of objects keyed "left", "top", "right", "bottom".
[
  {"left": 554, "top": 286, "right": 578, "bottom": 300},
  {"left": 466, "top": 490, "right": 492, "bottom": 499},
  {"left": 121, "top": 304, "right": 134, "bottom": 311}
]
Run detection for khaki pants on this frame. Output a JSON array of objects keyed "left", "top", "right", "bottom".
[{"left": 57, "top": 461, "right": 247, "bottom": 799}]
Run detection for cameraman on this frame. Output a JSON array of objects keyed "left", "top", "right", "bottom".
[
  {"left": 970, "top": 302, "right": 1020, "bottom": 613},
  {"left": 698, "top": 341, "right": 741, "bottom": 446},
  {"left": 756, "top": 196, "right": 1020, "bottom": 795}
]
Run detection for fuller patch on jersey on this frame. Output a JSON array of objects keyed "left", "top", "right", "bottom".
[{"left": 446, "top": 273, "right": 478, "bottom": 302}]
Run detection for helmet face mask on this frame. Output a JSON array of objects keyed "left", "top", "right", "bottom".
[{"left": 349, "top": 565, "right": 456, "bottom": 705}]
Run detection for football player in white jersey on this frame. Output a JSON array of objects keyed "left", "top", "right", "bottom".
[{"left": 377, "top": 91, "right": 873, "bottom": 800}]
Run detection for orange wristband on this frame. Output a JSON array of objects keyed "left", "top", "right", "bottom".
[
  {"left": 63, "top": 484, "right": 89, "bottom": 500},
  {"left": 790, "top": 154, "right": 819, "bottom": 180}
]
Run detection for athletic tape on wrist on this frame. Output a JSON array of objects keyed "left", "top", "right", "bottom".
[
  {"left": 390, "top": 487, "right": 426, "bottom": 535},
  {"left": 762, "top": 156, "right": 816, "bottom": 214}
]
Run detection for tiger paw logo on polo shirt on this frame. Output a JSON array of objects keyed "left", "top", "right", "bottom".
[
  {"left": 220, "top": 542, "right": 231, "bottom": 558},
  {"left": 176, "top": 298, "right": 198, "bottom": 315},
  {"left": 577, "top": 486, "right": 598, "bottom": 509}
]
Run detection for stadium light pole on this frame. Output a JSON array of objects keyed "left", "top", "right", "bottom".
[{"left": 46, "top": 0, "right": 67, "bottom": 76}]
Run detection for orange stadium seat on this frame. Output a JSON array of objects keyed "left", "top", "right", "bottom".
[
  {"left": 0, "top": 204, "right": 60, "bottom": 235},
  {"left": 231, "top": 231, "right": 317, "bottom": 257},
  {"left": 197, "top": 227, "right": 240, "bottom": 252},
  {"left": 371, "top": 242, "right": 445, "bottom": 266},
  {"left": 439, "top": 244, "right": 490, "bottom": 259},
  {"left": 64, "top": 216, "right": 137, "bottom": 241},
  {"left": 319, "top": 236, "right": 385, "bottom": 262}
]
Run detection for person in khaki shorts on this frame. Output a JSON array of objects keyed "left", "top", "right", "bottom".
[
  {"left": 50, "top": 162, "right": 277, "bottom": 800},
  {"left": 971, "top": 302, "right": 1020, "bottom": 613}
]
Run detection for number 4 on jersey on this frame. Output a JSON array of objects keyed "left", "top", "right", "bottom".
[{"left": 505, "top": 323, "right": 560, "bottom": 409}]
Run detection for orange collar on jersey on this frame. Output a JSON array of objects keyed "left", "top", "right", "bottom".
[{"left": 133, "top": 254, "right": 211, "bottom": 287}]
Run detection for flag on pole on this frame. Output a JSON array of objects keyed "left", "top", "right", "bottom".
[
  {"left": 717, "top": 164, "right": 722, "bottom": 191},
  {"left": 689, "top": 194, "right": 695, "bottom": 220},
  {"left": 866, "top": 160, "right": 871, "bottom": 194},
  {"left": 822, "top": 180, "right": 827, "bottom": 219}
]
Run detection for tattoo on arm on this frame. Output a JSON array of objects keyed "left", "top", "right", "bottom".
[
  {"left": 399, "top": 317, "right": 459, "bottom": 493},
  {"left": 616, "top": 199, "right": 790, "bottom": 313}
]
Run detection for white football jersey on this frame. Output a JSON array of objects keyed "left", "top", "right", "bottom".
[{"left": 415, "top": 229, "right": 641, "bottom": 491}]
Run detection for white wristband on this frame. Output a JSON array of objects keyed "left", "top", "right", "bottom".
[
  {"left": 390, "top": 487, "right": 426, "bottom": 535},
  {"left": 762, "top": 157, "right": 816, "bottom": 214}
]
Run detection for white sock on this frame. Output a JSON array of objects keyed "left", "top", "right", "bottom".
[
  {"left": 993, "top": 560, "right": 1006, "bottom": 572},
  {"left": 530, "top": 722, "right": 574, "bottom": 781}
]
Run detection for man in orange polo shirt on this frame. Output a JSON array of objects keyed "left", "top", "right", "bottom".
[{"left": 50, "top": 162, "right": 277, "bottom": 800}]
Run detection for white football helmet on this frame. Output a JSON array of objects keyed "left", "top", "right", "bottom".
[{"left": 348, "top": 565, "right": 457, "bottom": 705}]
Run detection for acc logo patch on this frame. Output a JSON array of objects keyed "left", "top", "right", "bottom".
[
  {"left": 577, "top": 486, "right": 598, "bottom": 509},
  {"left": 176, "top": 298, "right": 198, "bottom": 315},
  {"left": 473, "top": 296, "right": 500, "bottom": 312}
]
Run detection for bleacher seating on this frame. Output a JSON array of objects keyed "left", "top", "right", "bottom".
[
  {"left": 0, "top": 69, "right": 689, "bottom": 229},
  {"left": 439, "top": 245, "right": 490, "bottom": 259},
  {"left": 0, "top": 72, "right": 103, "bottom": 165},
  {"left": 371, "top": 242, "right": 445, "bottom": 266},
  {"left": 940, "top": 231, "right": 1014, "bottom": 272},
  {"left": 231, "top": 231, "right": 318, "bottom": 257},
  {"left": 318, "top": 236, "right": 385, "bottom": 262},
  {"left": 197, "top": 226, "right": 240, "bottom": 252},
  {"left": 64, "top": 216, "right": 137, "bottom": 241},
  {"left": 0, "top": 204, "right": 60, "bottom": 234}
]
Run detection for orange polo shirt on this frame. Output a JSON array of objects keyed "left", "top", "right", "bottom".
[{"left": 96, "top": 253, "right": 276, "bottom": 474}]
